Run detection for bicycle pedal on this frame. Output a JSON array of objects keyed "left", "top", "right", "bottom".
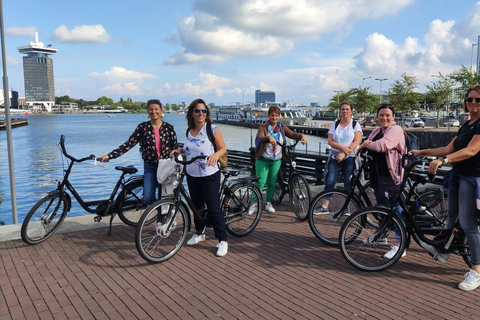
[{"left": 94, "top": 215, "right": 102, "bottom": 222}]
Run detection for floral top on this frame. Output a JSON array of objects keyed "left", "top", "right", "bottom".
[
  {"left": 107, "top": 121, "right": 178, "bottom": 165},
  {"left": 184, "top": 123, "right": 219, "bottom": 177}
]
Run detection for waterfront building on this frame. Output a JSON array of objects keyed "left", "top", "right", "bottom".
[
  {"left": 255, "top": 90, "right": 275, "bottom": 104},
  {"left": 0, "top": 90, "right": 19, "bottom": 108},
  {"left": 17, "top": 33, "right": 58, "bottom": 112}
]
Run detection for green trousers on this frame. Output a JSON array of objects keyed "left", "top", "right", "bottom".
[{"left": 255, "top": 157, "right": 282, "bottom": 203}]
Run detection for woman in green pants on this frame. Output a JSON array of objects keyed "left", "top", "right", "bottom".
[{"left": 250, "top": 105, "right": 307, "bottom": 213}]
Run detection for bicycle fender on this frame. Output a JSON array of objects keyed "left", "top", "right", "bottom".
[
  {"left": 47, "top": 190, "right": 72, "bottom": 212},
  {"left": 179, "top": 200, "right": 192, "bottom": 232}
]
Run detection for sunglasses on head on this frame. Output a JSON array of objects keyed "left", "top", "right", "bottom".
[
  {"left": 194, "top": 108, "right": 207, "bottom": 114},
  {"left": 466, "top": 97, "right": 480, "bottom": 103}
]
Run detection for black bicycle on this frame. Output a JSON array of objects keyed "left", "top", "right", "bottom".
[
  {"left": 135, "top": 153, "right": 263, "bottom": 263},
  {"left": 308, "top": 151, "right": 448, "bottom": 246},
  {"left": 21, "top": 135, "right": 147, "bottom": 245},
  {"left": 338, "top": 154, "right": 470, "bottom": 271},
  {"left": 272, "top": 140, "right": 312, "bottom": 220}
]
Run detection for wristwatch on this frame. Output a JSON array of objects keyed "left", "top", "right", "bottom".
[{"left": 443, "top": 157, "right": 449, "bottom": 164}]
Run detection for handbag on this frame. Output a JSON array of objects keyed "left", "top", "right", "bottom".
[{"left": 377, "top": 176, "right": 399, "bottom": 199}]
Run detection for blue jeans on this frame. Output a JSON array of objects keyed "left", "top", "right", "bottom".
[
  {"left": 374, "top": 188, "right": 403, "bottom": 242},
  {"left": 448, "top": 177, "right": 480, "bottom": 265},
  {"left": 143, "top": 162, "right": 161, "bottom": 205},
  {"left": 324, "top": 156, "right": 355, "bottom": 196}
]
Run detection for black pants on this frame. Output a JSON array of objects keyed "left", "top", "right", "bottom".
[{"left": 186, "top": 171, "right": 227, "bottom": 242}]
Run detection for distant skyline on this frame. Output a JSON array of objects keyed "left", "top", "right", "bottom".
[{"left": 5, "top": 0, "right": 480, "bottom": 106}]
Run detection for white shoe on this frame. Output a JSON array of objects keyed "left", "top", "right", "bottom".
[
  {"left": 216, "top": 241, "right": 228, "bottom": 257},
  {"left": 363, "top": 236, "right": 388, "bottom": 245},
  {"left": 265, "top": 202, "right": 275, "bottom": 213},
  {"left": 383, "top": 245, "right": 406, "bottom": 259},
  {"left": 248, "top": 203, "right": 258, "bottom": 215},
  {"left": 187, "top": 234, "right": 206, "bottom": 246},
  {"left": 155, "top": 222, "right": 163, "bottom": 234},
  {"left": 459, "top": 269, "right": 480, "bottom": 291}
]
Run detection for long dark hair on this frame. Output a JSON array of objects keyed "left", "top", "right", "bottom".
[{"left": 186, "top": 98, "right": 213, "bottom": 130}]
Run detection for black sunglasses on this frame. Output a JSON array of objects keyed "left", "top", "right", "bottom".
[
  {"left": 194, "top": 108, "right": 207, "bottom": 114},
  {"left": 466, "top": 97, "right": 480, "bottom": 103}
]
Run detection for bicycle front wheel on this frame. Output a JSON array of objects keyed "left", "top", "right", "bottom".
[
  {"left": 224, "top": 182, "right": 262, "bottom": 236},
  {"left": 117, "top": 178, "right": 147, "bottom": 226},
  {"left": 339, "top": 207, "right": 406, "bottom": 271},
  {"left": 135, "top": 199, "right": 189, "bottom": 263},
  {"left": 290, "top": 174, "right": 311, "bottom": 220},
  {"left": 21, "top": 194, "right": 69, "bottom": 245},
  {"left": 308, "top": 189, "right": 362, "bottom": 245}
]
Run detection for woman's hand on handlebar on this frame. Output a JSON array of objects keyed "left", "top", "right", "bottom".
[
  {"left": 207, "top": 153, "right": 220, "bottom": 167},
  {"left": 428, "top": 159, "right": 443, "bottom": 175},
  {"left": 98, "top": 155, "right": 109, "bottom": 163}
]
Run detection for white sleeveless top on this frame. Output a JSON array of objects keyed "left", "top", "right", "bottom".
[{"left": 184, "top": 123, "right": 220, "bottom": 177}]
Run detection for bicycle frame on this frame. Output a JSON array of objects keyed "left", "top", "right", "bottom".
[{"left": 371, "top": 156, "right": 464, "bottom": 253}]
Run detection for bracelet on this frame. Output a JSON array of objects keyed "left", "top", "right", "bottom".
[{"left": 438, "top": 157, "right": 445, "bottom": 165}]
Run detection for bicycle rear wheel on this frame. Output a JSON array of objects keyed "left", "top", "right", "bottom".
[
  {"left": 414, "top": 188, "right": 448, "bottom": 227},
  {"left": 135, "top": 199, "right": 189, "bottom": 263},
  {"left": 117, "top": 178, "right": 148, "bottom": 226},
  {"left": 21, "top": 194, "right": 69, "bottom": 245},
  {"left": 224, "top": 182, "right": 262, "bottom": 236},
  {"left": 339, "top": 207, "right": 406, "bottom": 271},
  {"left": 290, "top": 174, "right": 311, "bottom": 220},
  {"left": 308, "top": 189, "right": 362, "bottom": 245}
]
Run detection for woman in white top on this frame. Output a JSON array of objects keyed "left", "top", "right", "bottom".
[
  {"left": 317, "top": 102, "right": 362, "bottom": 213},
  {"left": 171, "top": 99, "right": 228, "bottom": 257}
]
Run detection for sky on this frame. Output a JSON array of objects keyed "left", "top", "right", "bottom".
[{"left": 4, "top": 0, "right": 480, "bottom": 106}]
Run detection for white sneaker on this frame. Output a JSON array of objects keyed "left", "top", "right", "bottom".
[
  {"left": 248, "top": 203, "right": 258, "bottom": 215},
  {"left": 187, "top": 234, "right": 206, "bottom": 246},
  {"left": 383, "top": 245, "right": 406, "bottom": 259},
  {"left": 265, "top": 202, "right": 275, "bottom": 213},
  {"left": 459, "top": 269, "right": 480, "bottom": 291},
  {"left": 216, "top": 241, "right": 228, "bottom": 257}
]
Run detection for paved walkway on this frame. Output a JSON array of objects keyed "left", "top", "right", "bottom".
[{"left": 2, "top": 201, "right": 480, "bottom": 320}]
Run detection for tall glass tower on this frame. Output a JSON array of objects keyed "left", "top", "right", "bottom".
[{"left": 17, "top": 33, "right": 58, "bottom": 112}]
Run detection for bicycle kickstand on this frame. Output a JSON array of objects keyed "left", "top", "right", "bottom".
[{"left": 107, "top": 213, "right": 116, "bottom": 237}]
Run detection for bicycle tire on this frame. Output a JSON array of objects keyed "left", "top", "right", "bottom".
[
  {"left": 289, "top": 174, "right": 311, "bottom": 220},
  {"left": 414, "top": 188, "right": 448, "bottom": 227},
  {"left": 224, "top": 182, "right": 262, "bottom": 236},
  {"left": 339, "top": 206, "right": 407, "bottom": 271},
  {"left": 308, "top": 189, "right": 363, "bottom": 245},
  {"left": 117, "top": 177, "right": 148, "bottom": 226},
  {"left": 135, "top": 198, "right": 189, "bottom": 263},
  {"left": 21, "top": 194, "right": 69, "bottom": 245}
]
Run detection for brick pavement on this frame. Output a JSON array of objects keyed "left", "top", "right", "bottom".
[{"left": 2, "top": 201, "right": 480, "bottom": 320}]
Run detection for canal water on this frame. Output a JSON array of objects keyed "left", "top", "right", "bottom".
[{"left": 0, "top": 113, "right": 328, "bottom": 225}]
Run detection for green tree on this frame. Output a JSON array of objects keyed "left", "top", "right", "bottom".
[
  {"left": 349, "top": 87, "right": 379, "bottom": 114},
  {"left": 96, "top": 96, "right": 114, "bottom": 107},
  {"left": 425, "top": 73, "right": 454, "bottom": 127},
  {"left": 449, "top": 65, "right": 480, "bottom": 97},
  {"left": 388, "top": 73, "right": 421, "bottom": 125}
]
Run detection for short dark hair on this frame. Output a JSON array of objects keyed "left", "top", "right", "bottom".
[
  {"left": 339, "top": 102, "right": 353, "bottom": 111},
  {"left": 268, "top": 105, "right": 281, "bottom": 115},
  {"left": 146, "top": 99, "right": 162, "bottom": 108},
  {"left": 376, "top": 103, "right": 394, "bottom": 116}
]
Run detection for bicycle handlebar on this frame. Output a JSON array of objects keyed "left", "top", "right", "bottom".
[
  {"left": 172, "top": 152, "right": 207, "bottom": 165},
  {"left": 59, "top": 135, "right": 96, "bottom": 163}
]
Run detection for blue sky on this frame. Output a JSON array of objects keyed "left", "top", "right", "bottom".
[{"left": 5, "top": 0, "right": 480, "bottom": 106}]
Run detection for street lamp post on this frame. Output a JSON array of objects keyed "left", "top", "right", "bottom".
[
  {"left": 362, "top": 76, "right": 371, "bottom": 88},
  {"left": 374, "top": 78, "right": 387, "bottom": 104},
  {"left": 333, "top": 90, "right": 343, "bottom": 118}
]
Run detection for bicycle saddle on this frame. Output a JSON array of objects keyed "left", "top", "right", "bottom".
[
  {"left": 222, "top": 170, "right": 239, "bottom": 177},
  {"left": 115, "top": 165, "right": 138, "bottom": 174}
]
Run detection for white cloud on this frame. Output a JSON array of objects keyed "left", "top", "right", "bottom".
[
  {"left": 88, "top": 67, "right": 158, "bottom": 81},
  {"left": 51, "top": 25, "right": 113, "bottom": 44},
  {"left": 6, "top": 26, "right": 37, "bottom": 37},
  {"left": 182, "top": 72, "right": 232, "bottom": 96},
  {"left": 166, "top": 0, "right": 414, "bottom": 64},
  {"left": 7, "top": 55, "right": 20, "bottom": 67},
  {"left": 100, "top": 82, "right": 144, "bottom": 96}
]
